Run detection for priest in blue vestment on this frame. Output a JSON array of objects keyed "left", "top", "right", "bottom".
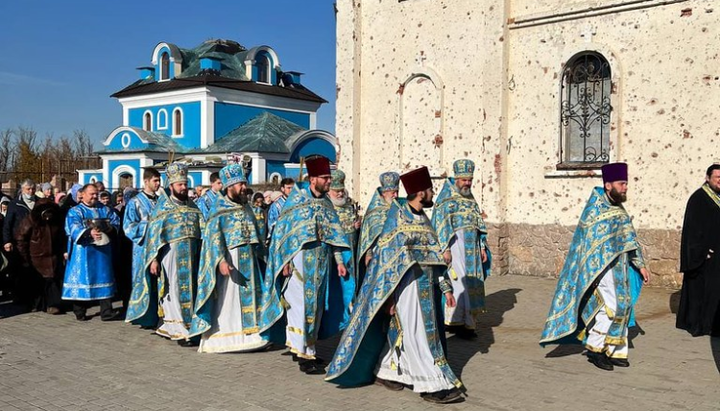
[
  {"left": 144, "top": 162, "right": 204, "bottom": 346},
  {"left": 326, "top": 166, "right": 465, "bottom": 404},
  {"left": 196, "top": 172, "right": 222, "bottom": 219},
  {"left": 190, "top": 163, "right": 270, "bottom": 353},
  {"left": 357, "top": 171, "right": 399, "bottom": 287},
  {"left": 431, "top": 159, "right": 492, "bottom": 340},
  {"left": 258, "top": 155, "right": 355, "bottom": 375},
  {"left": 328, "top": 169, "right": 360, "bottom": 276},
  {"left": 124, "top": 168, "right": 161, "bottom": 328},
  {"left": 540, "top": 162, "right": 651, "bottom": 371},
  {"left": 62, "top": 183, "right": 122, "bottom": 321}
]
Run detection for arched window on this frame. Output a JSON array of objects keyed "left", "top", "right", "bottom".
[
  {"left": 160, "top": 52, "right": 170, "bottom": 81},
  {"left": 172, "top": 108, "right": 183, "bottom": 136},
  {"left": 143, "top": 111, "right": 152, "bottom": 131},
  {"left": 559, "top": 52, "right": 612, "bottom": 167},
  {"left": 157, "top": 109, "right": 168, "bottom": 130},
  {"left": 256, "top": 54, "right": 271, "bottom": 84}
]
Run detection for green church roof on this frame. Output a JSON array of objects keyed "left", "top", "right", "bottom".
[{"left": 204, "top": 112, "right": 306, "bottom": 154}]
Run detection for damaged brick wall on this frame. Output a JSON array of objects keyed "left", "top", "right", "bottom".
[{"left": 336, "top": 0, "right": 716, "bottom": 288}]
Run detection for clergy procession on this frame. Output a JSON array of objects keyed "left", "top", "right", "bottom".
[{"left": 2, "top": 154, "right": 719, "bottom": 405}]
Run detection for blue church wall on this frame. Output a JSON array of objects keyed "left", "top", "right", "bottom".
[
  {"left": 128, "top": 102, "right": 201, "bottom": 148},
  {"left": 108, "top": 159, "right": 141, "bottom": 189},
  {"left": 266, "top": 160, "right": 286, "bottom": 180},
  {"left": 187, "top": 171, "right": 203, "bottom": 188},
  {"left": 82, "top": 172, "right": 103, "bottom": 185},
  {"left": 289, "top": 137, "right": 336, "bottom": 163},
  {"left": 155, "top": 46, "right": 176, "bottom": 81},
  {"left": 214, "top": 102, "right": 310, "bottom": 141},
  {"left": 106, "top": 129, "right": 147, "bottom": 151},
  {"left": 158, "top": 171, "right": 203, "bottom": 188}
]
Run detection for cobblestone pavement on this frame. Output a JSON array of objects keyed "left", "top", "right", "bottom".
[{"left": 1, "top": 275, "right": 718, "bottom": 411}]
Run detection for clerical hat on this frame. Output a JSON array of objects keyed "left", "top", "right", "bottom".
[
  {"left": 379, "top": 172, "right": 400, "bottom": 192},
  {"left": 601, "top": 162, "right": 628, "bottom": 184},
  {"left": 219, "top": 163, "right": 247, "bottom": 188},
  {"left": 400, "top": 166, "right": 432, "bottom": 195},
  {"left": 330, "top": 169, "right": 346, "bottom": 190},
  {"left": 306, "top": 155, "right": 331, "bottom": 177}
]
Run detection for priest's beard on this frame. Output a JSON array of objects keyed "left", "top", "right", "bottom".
[
  {"left": 609, "top": 187, "right": 627, "bottom": 204},
  {"left": 421, "top": 198, "right": 434, "bottom": 208},
  {"left": 459, "top": 187, "right": 473, "bottom": 198},
  {"left": 330, "top": 196, "right": 347, "bottom": 207},
  {"left": 172, "top": 189, "right": 189, "bottom": 202},
  {"left": 230, "top": 193, "right": 249, "bottom": 205}
]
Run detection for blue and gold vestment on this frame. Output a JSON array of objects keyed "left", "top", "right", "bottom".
[
  {"left": 540, "top": 187, "right": 644, "bottom": 346},
  {"left": 190, "top": 194, "right": 265, "bottom": 337},
  {"left": 431, "top": 178, "right": 492, "bottom": 315},
  {"left": 124, "top": 192, "right": 158, "bottom": 325},
  {"left": 258, "top": 182, "right": 354, "bottom": 343},
  {"left": 325, "top": 201, "right": 463, "bottom": 390},
  {"left": 142, "top": 189, "right": 203, "bottom": 331},
  {"left": 357, "top": 189, "right": 393, "bottom": 286}
]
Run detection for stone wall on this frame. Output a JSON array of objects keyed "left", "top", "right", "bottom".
[
  {"left": 487, "top": 223, "right": 682, "bottom": 288},
  {"left": 336, "top": 0, "right": 713, "bottom": 288}
]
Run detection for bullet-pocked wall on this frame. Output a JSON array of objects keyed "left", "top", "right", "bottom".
[{"left": 336, "top": 0, "right": 719, "bottom": 287}]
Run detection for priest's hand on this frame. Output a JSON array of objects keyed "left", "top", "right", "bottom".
[
  {"left": 443, "top": 250, "right": 452, "bottom": 265},
  {"left": 282, "top": 264, "right": 292, "bottom": 277},
  {"left": 444, "top": 292, "right": 456, "bottom": 308},
  {"left": 353, "top": 219, "right": 361, "bottom": 230},
  {"left": 365, "top": 252, "right": 372, "bottom": 266},
  {"left": 91, "top": 228, "right": 103, "bottom": 241},
  {"left": 481, "top": 248, "right": 488, "bottom": 263},
  {"left": 640, "top": 267, "right": 651, "bottom": 285},
  {"left": 338, "top": 263, "right": 347, "bottom": 277},
  {"left": 150, "top": 259, "right": 160, "bottom": 276},
  {"left": 384, "top": 300, "right": 396, "bottom": 316},
  {"left": 63, "top": 253, "right": 68, "bottom": 261},
  {"left": 3, "top": 243, "right": 12, "bottom": 252},
  {"left": 219, "top": 259, "right": 233, "bottom": 276}
]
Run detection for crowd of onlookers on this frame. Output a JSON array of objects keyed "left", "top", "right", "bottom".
[{"left": 0, "top": 176, "right": 295, "bottom": 315}]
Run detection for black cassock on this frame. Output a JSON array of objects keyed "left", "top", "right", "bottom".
[{"left": 677, "top": 186, "right": 720, "bottom": 336}]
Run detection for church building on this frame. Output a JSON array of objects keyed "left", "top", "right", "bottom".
[
  {"left": 78, "top": 39, "right": 337, "bottom": 189},
  {"left": 335, "top": 0, "right": 716, "bottom": 285}
]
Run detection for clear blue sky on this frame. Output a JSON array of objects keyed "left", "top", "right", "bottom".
[{"left": 0, "top": 0, "right": 337, "bottom": 147}]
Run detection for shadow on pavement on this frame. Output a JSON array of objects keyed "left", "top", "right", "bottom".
[
  {"left": 669, "top": 291, "right": 681, "bottom": 314},
  {"left": 712, "top": 337, "right": 720, "bottom": 375},
  {"left": 447, "top": 288, "right": 522, "bottom": 377},
  {"left": 0, "top": 301, "right": 29, "bottom": 319},
  {"left": 545, "top": 344, "right": 584, "bottom": 358}
]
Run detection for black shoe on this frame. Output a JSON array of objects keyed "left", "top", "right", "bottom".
[
  {"left": 609, "top": 357, "right": 630, "bottom": 367},
  {"left": 587, "top": 352, "right": 614, "bottom": 371},
  {"left": 101, "top": 310, "right": 124, "bottom": 322},
  {"left": 177, "top": 339, "right": 199, "bottom": 347},
  {"left": 139, "top": 325, "right": 156, "bottom": 330},
  {"left": 298, "top": 359, "right": 325, "bottom": 375},
  {"left": 421, "top": 388, "right": 463, "bottom": 404},
  {"left": 456, "top": 328, "right": 478, "bottom": 340},
  {"left": 75, "top": 314, "right": 90, "bottom": 321},
  {"left": 374, "top": 377, "right": 404, "bottom": 391}
]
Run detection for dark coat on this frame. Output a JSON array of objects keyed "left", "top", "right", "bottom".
[
  {"left": 15, "top": 199, "right": 66, "bottom": 279},
  {"left": 3, "top": 196, "right": 35, "bottom": 246},
  {"left": 677, "top": 186, "right": 720, "bottom": 336}
]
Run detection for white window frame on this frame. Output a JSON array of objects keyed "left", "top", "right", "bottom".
[
  {"left": 172, "top": 107, "right": 184, "bottom": 137},
  {"left": 143, "top": 110, "right": 153, "bottom": 131},
  {"left": 156, "top": 109, "right": 168, "bottom": 130},
  {"left": 257, "top": 54, "right": 271, "bottom": 84},
  {"left": 160, "top": 52, "right": 170, "bottom": 82}
]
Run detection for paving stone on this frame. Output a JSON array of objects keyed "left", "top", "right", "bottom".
[{"left": 0, "top": 275, "right": 718, "bottom": 410}]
